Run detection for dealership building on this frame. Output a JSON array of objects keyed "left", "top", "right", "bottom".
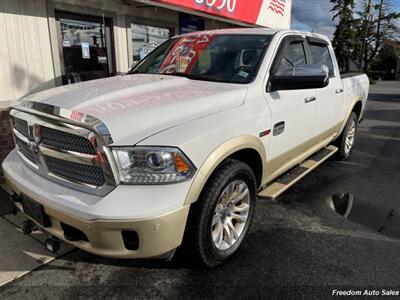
[{"left": 0, "top": 0, "right": 292, "bottom": 181}]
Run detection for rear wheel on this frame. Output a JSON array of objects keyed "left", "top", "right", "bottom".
[
  {"left": 335, "top": 112, "right": 358, "bottom": 161},
  {"left": 184, "top": 159, "right": 257, "bottom": 267}
]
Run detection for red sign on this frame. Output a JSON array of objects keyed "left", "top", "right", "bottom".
[
  {"left": 160, "top": 34, "right": 216, "bottom": 73},
  {"left": 154, "top": 0, "right": 264, "bottom": 25}
]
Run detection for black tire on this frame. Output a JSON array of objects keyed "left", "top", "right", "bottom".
[
  {"left": 334, "top": 112, "right": 358, "bottom": 161},
  {"left": 183, "top": 159, "right": 257, "bottom": 267}
]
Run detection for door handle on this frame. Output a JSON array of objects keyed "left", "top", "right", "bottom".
[
  {"left": 304, "top": 96, "right": 316, "bottom": 103},
  {"left": 273, "top": 121, "right": 285, "bottom": 136},
  {"left": 336, "top": 89, "right": 344, "bottom": 94}
]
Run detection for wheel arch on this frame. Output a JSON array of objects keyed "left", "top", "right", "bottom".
[
  {"left": 336, "top": 96, "right": 363, "bottom": 139},
  {"left": 352, "top": 100, "right": 363, "bottom": 120},
  {"left": 184, "top": 136, "right": 266, "bottom": 206}
]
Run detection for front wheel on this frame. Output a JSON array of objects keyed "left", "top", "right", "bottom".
[
  {"left": 184, "top": 159, "right": 257, "bottom": 267},
  {"left": 335, "top": 112, "right": 358, "bottom": 161}
]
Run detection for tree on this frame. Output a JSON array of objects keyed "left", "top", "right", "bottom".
[
  {"left": 330, "top": 0, "right": 358, "bottom": 73},
  {"left": 370, "top": 40, "right": 400, "bottom": 79},
  {"left": 358, "top": 0, "right": 400, "bottom": 72}
]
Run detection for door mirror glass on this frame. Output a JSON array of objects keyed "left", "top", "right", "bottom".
[{"left": 268, "top": 64, "right": 329, "bottom": 92}]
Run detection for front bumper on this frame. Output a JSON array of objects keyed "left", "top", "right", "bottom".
[
  {"left": 10, "top": 194, "right": 190, "bottom": 259},
  {"left": 3, "top": 150, "right": 192, "bottom": 259}
]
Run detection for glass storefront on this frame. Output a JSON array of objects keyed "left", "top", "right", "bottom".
[
  {"left": 131, "top": 23, "right": 171, "bottom": 65},
  {"left": 56, "top": 11, "right": 114, "bottom": 85},
  {"left": 53, "top": 10, "right": 218, "bottom": 85}
]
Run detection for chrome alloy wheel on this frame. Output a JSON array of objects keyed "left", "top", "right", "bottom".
[
  {"left": 345, "top": 119, "right": 356, "bottom": 154},
  {"left": 211, "top": 180, "right": 251, "bottom": 251}
]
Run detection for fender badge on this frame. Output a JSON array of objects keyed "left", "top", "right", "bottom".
[{"left": 259, "top": 130, "right": 271, "bottom": 138}]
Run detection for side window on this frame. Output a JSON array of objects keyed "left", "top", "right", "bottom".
[
  {"left": 275, "top": 41, "right": 306, "bottom": 76},
  {"left": 309, "top": 43, "right": 334, "bottom": 77}
]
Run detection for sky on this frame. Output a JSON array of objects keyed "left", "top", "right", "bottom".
[{"left": 291, "top": 0, "right": 400, "bottom": 39}]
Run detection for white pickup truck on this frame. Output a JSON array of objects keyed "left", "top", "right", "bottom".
[{"left": 3, "top": 28, "right": 369, "bottom": 267}]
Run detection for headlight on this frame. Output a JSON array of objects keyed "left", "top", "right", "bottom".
[{"left": 112, "top": 146, "right": 196, "bottom": 184}]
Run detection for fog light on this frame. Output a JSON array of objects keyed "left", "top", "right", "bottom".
[{"left": 122, "top": 231, "right": 139, "bottom": 250}]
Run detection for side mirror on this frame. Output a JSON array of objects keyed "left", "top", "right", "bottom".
[{"left": 268, "top": 64, "right": 329, "bottom": 92}]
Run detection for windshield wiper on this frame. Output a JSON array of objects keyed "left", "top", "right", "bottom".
[
  {"left": 130, "top": 71, "right": 228, "bottom": 83},
  {"left": 162, "top": 72, "right": 205, "bottom": 80},
  {"left": 129, "top": 71, "right": 199, "bottom": 79},
  {"left": 129, "top": 70, "right": 144, "bottom": 74}
]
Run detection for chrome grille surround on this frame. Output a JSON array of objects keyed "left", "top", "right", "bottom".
[{"left": 10, "top": 101, "right": 118, "bottom": 196}]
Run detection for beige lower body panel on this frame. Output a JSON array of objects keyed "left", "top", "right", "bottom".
[
  {"left": 8, "top": 181, "right": 190, "bottom": 259},
  {"left": 264, "top": 122, "right": 342, "bottom": 184}
]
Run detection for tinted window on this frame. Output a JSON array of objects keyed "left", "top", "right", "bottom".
[
  {"left": 309, "top": 43, "right": 334, "bottom": 76},
  {"left": 130, "top": 34, "right": 272, "bottom": 84},
  {"left": 275, "top": 41, "right": 306, "bottom": 76}
]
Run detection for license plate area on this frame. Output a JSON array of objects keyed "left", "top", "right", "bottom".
[{"left": 21, "top": 194, "right": 51, "bottom": 227}]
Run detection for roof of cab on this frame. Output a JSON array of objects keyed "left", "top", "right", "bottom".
[
  {"left": 174, "top": 27, "right": 279, "bottom": 38},
  {"left": 174, "top": 27, "right": 331, "bottom": 43}
]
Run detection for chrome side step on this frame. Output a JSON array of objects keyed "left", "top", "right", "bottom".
[{"left": 258, "top": 145, "right": 338, "bottom": 200}]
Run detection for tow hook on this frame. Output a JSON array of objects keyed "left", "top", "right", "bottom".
[
  {"left": 44, "top": 236, "right": 60, "bottom": 253},
  {"left": 9, "top": 193, "right": 20, "bottom": 203},
  {"left": 21, "top": 219, "right": 39, "bottom": 235},
  {"left": 9, "top": 193, "right": 20, "bottom": 215}
]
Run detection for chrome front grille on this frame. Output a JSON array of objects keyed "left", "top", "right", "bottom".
[
  {"left": 40, "top": 126, "right": 97, "bottom": 155},
  {"left": 10, "top": 108, "right": 117, "bottom": 196},
  {"left": 13, "top": 118, "right": 29, "bottom": 137},
  {"left": 44, "top": 156, "right": 106, "bottom": 186},
  {"left": 15, "top": 136, "right": 36, "bottom": 163}
]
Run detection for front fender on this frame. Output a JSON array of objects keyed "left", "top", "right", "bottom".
[{"left": 183, "top": 135, "right": 266, "bottom": 205}]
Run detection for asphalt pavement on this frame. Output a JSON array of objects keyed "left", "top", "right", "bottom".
[{"left": 0, "top": 80, "right": 400, "bottom": 299}]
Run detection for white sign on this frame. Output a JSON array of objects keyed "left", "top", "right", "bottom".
[
  {"left": 81, "top": 42, "right": 90, "bottom": 59},
  {"left": 257, "top": 0, "right": 292, "bottom": 29}
]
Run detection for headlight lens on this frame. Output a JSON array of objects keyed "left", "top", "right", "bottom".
[{"left": 112, "top": 147, "right": 196, "bottom": 184}]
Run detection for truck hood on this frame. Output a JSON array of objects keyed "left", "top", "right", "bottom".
[{"left": 22, "top": 74, "right": 248, "bottom": 145}]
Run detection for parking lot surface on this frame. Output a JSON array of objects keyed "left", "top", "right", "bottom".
[{"left": 0, "top": 81, "right": 399, "bottom": 299}]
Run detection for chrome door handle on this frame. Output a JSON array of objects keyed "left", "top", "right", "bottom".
[
  {"left": 336, "top": 89, "right": 344, "bottom": 94},
  {"left": 304, "top": 96, "right": 316, "bottom": 103}
]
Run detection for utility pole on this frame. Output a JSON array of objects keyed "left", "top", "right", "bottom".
[{"left": 360, "top": 0, "right": 372, "bottom": 71}]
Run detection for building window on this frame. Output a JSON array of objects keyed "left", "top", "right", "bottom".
[
  {"left": 56, "top": 11, "right": 114, "bottom": 85},
  {"left": 131, "top": 23, "right": 171, "bottom": 65}
]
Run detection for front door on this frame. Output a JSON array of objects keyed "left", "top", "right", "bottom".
[
  {"left": 264, "top": 36, "right": 317, "bottom": 179},
  {"left": 56, "top": 11, "right": 115, "bottom": 85}
]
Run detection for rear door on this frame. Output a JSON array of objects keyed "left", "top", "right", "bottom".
[
  {"left": 307, "top": 37, "right": 344, "bottom": 136},
  {"left": 264, "top": 35, "right": 317, "bottom": 175}
]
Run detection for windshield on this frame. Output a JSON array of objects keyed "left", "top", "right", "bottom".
[{"left": 129, "top": 34, "right": 272, "bottom": 84}]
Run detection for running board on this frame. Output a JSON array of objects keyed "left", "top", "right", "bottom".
[{"left": 258, "top": 145, "right": 338, "bottom": 200}]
